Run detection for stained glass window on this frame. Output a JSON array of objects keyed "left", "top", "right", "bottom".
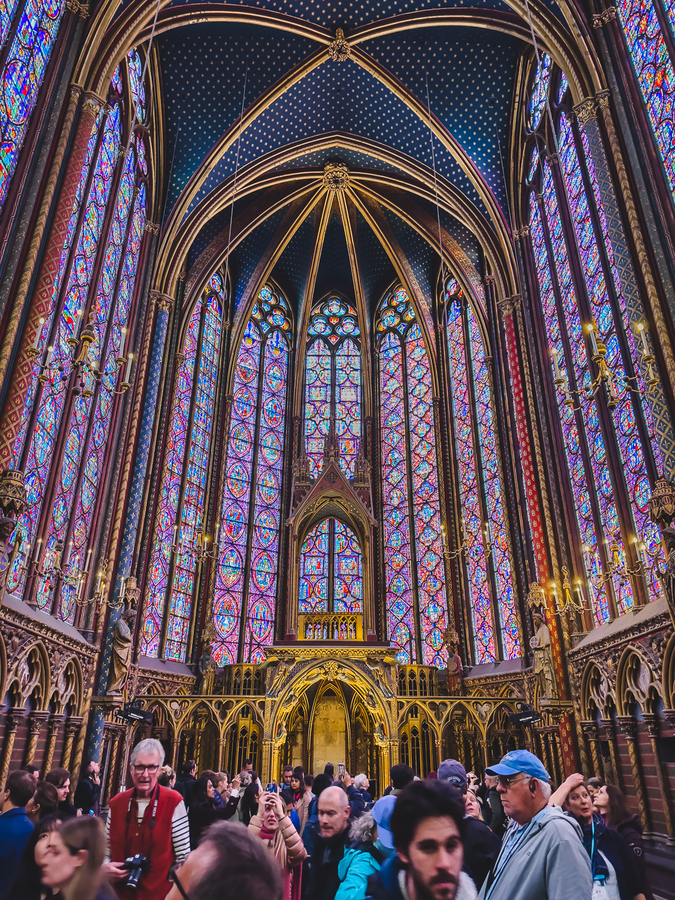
[
  {"left": 212, "top": 286, "right": 291, "bottom": 665},
  {"left": 142, "top": 277, "right": 224, "bottom": 660},
  {"left": 617, "top": 0, "right": 675, "bottom": 199},
  {"left": 377, "top": 287, "right": 449, "bottom": 666},
  {"left": 0, "top": 0, "right": 68, "bottom": 209},
  {"left": 1, "top": 0, "right": 20, "bottom": 47},
  {"left": 299, "top": 518, "right": 363, "bottom": 616},
  {"left": 446, "top": 294, "right": 520, "bottom": 662},
  {"left": 305, "top": 297, "right": 361, "bottom": 477},
  {"left": 529, "top": 53, "right": 552, "bottom": 130},
  {"left": 128, "top": 49, "right": 146, "bottom": 123}
]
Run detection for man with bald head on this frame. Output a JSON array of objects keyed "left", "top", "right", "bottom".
[{"left": 306, "top": 785, "right": 353, "bottom": 900}]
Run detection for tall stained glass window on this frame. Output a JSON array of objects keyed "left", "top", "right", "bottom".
[
  {"left": 305, "top": 296, "right": 361, "bottom": 477},
  {"left": 446, "top": 287, "right": 520, "bottom": 663},
  {"left": 615, "top": 0, "right": 675, "bottom": 200},
  {"left": 7, "top": 54, "right": 150, "bottom": 624},
  {"left": 299, "top": 518, "right": 363, "bottom": 617},
  {"left": 377, "top": 287, "right": 448, "bottom": 666},
  {"left": 212, "top": 286, "right": 291, "bottom": 665},
  {"left": 141, "top": 275, "right": 225, "bottom": 661},
  {"left": 526, "top": 56, "right": 661, "bottom": 624},
  {"left": 0, "top": 0, "right": 68, "bottom": 209}
]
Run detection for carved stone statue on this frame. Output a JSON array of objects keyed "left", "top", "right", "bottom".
[
  {"left": 439, "top": 629, "right": 464, "bottom": 692},
  {"left": 198, "top": 642, "right": 217, "bottom": 694},
  {"left": 530, "top": 611, "right": 557, "bottom": 700},
  {"left": 108, "top": 607, "right": 137, "bottom": 694}
]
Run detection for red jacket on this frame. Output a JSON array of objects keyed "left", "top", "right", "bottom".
[{"left": 108, "top": 785, "right": 183, "bottom": 900}]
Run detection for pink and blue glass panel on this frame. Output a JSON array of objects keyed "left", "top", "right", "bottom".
[
  {"left": 467, "top": 305, "right": 520, "bottom": 658},
  {"left": 334, "top": 520, "right": 363, "bottom": 613},
  {"left": 405, "top": 323, "right": 448, "bottom": 666},
  {"left": 36, "top": 147, "right": 136, "bottom": 611},
  {"left": 305, "top": 339, "right": 331, "bottom": 476},
  {"left": 243, "top": 330, "right": 288, "bottom": 662},
  {"left": 336, "top": 338, "right": 361, "bottom": 477},
  {"left": 447, "top": 301, "right": 496, "bottom": 661},
  {"left": 60, "top": 186, "right": 146, "bottom": 623},
  {"left": 299, "top": 519, "right": 329, "bottom": 613},
  {"left": 141, "top": 299, "right": 202, "bottom": 655},
  {"left": 617, "top": 0, "right": 675, "bottom": 198},
  {"left": 559, "top": 117, "right": 658, "bottom": 606},
  {"left": 529, "top": 53, "right": 552, "bottom": 129},
  {"left": 212, "top": 323, "right": 261, "bottom": 664},
  {"left": 380, "top": 333, "right": 416, "bottom": 663},
  {"left": 0, "top": 0, "right": 20, "bottom": 47},
  {"left": 166, "top": 294, "right": 222, "bottom": 661},
  {"left": 10, "top": 105, "right": 120, "bottom": 596},
  {"left": 128, "top": 49, "right": 146, "bottom": 123},
  {"left": 0, "top": 0, "right": 67, "bottom": 209}
]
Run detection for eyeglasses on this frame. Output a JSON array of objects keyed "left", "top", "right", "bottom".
[
  {"left": 498, "top": 774, "right": 527, "bottom": 789},
  {"left": 133, "top": 764, "right": 159, "bottom": 775},
  {"left": 169, "top": 863, "right": 189, "bottom": 900}
]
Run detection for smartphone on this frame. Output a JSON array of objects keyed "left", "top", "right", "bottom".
[
  {"left": 338, "top": 763, "right": 345, "bottom": 777},
  {"left": 266, "top": 783, "right": 278, "bottom": 793}
]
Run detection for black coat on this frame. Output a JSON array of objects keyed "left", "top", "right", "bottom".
[
  {"left": 485, "top": 787, "right": 506, "bottom": 838},
  {"left": 461, "top": 815, "right": 501, "bottom": 889},
  {"left": 175, "top": 774, "right": 196, "bottom": 806},
  {"left": 188, "top": 794, "right": 240, "bottom": 847},
  {"left": 306, "top": 828, "right": 351, "bottom": 900}
]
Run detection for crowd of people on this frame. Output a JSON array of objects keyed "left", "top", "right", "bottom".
[{"left": 0, "top": 741, "right": 655, "bottom": 900}]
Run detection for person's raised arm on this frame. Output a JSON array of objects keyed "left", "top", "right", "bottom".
[{"left": 548, "top": 773, "right": 585, "bottom": 808}]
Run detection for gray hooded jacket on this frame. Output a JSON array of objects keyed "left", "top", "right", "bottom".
[{"left": 477, "top": 805, "right": 592, "bottom": 900}]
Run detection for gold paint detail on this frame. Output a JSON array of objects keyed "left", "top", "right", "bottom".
[
  {"left": 323, "top": 161, "right": 350, "bottom": 192},
  {"left": 574, "top": 97, "right": 598, "bottom": 125},
  {"left": 328, "top": 27, "right": 350, "bottom": 62},
  {"left": 145, "top": 222, "right": 160, "bottom": 234},
  {"left": 150, "top": 290, "right": 174, "bottom": 311},
  {"left": 592, "top": 6, "right": 617, "bottom": 27},
  {"left": 81, "top": 92, "right": 104, "bottom": 116},
  {"left": 497, "top": 294, "right": 521, "bottom": 318}
]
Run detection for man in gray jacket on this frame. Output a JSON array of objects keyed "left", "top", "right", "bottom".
[{"left": 478, "top": 750, "right": 592, "bottom": 900}]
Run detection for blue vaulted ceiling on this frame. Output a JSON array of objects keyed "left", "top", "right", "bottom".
[{"left": 155, "top": 2, "right": 538, "bottom": 314}]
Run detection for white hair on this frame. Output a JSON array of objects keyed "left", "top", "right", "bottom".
[
  {"left": 522, "top": 774, "right": 552, "bottom": 799},
  {"left": 349, "top": 811, "right": 376, "bottom": 843},
  {"left": 130, "top": 738, "right": 165, "bottom": 767},
  {"left": 354, "top": 773, "right": 369, "bottom": 790}
]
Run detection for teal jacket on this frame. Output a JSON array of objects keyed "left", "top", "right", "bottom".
[{"left": 336, "top": 842, "right": 385, "bottom": 900}]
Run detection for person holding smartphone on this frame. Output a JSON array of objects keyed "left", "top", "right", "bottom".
[
  {"left": 248, "top": 791, "right": 307, "bottom": 900},
  {"left": 336, "top": 770, "right": 365, "bottom": 820}
]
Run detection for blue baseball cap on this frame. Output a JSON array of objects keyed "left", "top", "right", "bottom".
[
  {"left": 437, "top": 759, "right": 468, "bottom": 791},
  {"left": 485, "top": 749, "right": 550, "bottom": 782},
  {"left": 372, "top": 795, "right": 397, "bottom": 849}
]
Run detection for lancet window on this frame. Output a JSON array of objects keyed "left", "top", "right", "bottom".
[
  {"left": 304, "top": 296, "right": 361, "bottom": 478},
  {"left": 211, "top": 286, "right": 292, "bottom": 666},
  {"left": 299, "top": 518, "right": 363, "bottom": 617},
  {"left": 615, "top": 0, "right": 675, "bottom": 200},
  {"left": 0, "top": 0, "right": 69, "bottom": 209},
  {"left": 376, "top": 287, "right": 448, "bottom": 667},
  {"left": 526, "top": 57, "right": 661, "bottom": 625},
  {"left": 444, "top": 281, "right": 520, "bottom": 663},
  {"left": 8, "top": 52, "right": 151, "bottom": 623},
  {"left": 141, "top": 275, "right": 226, "bottom": 662}
]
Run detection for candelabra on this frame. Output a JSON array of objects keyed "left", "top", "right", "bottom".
[
  {"left": 441, "top": 520, "right": 491, "bottom": 560},
  {"left": 19, "top": 537, "right": 93, "bottom": 605},
  {"left": 551, "top": 320, "right": 658, "bottom": 412},
  {"left": 171, "top": 525, "right": 220, "bottom": 566},
  {"left": 581, "top": 536, "right": 647, "bottom": 591}
]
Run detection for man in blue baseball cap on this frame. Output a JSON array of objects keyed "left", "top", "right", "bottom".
[{"left": 477, "top": 749, "right": 591, "bottom": 900}]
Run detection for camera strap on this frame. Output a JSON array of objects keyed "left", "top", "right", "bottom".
[{"left": 124, "top": 784, "right": 160, "bottom": 859}]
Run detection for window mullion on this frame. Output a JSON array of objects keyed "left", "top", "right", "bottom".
[{"left": 401, "top": 335, "right": 422, "bottom": 665}]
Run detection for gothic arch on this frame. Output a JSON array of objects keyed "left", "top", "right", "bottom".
[{"left": 616, "top": 647, "right": 661, "bottom": 716}]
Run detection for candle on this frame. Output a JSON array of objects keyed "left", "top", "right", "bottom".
[
  {"left": 586, "top": 323, "right": 598, "bottom": 357},
  {"left": 85, "top": 548, "right": 92, "bottom": 573},
  {"left": 215, "top": 522, "right": 220, "bottom": 544},
  {"left": 173, "top": 524, "right": 178, "bottom": 546},
  {"left": 637, "top": 323, "right": 650, "bottom": 357},
  {"left": 45, "top": 345, "right": 54, "bottom": 367},
  {"left": 124, "top": 352, "right": 134, "bottom": 384},
  {"left": 119, "top": 327, "right": 127, "bottom": 359},
  {"left": 120, "top": 576, "right": 127, "bottom": 600},
  {"left": 96, "top": 571, "right": 103, "bottom": 594},
  {"left": 32, "top": 318, "right": 45, "bottom": 351},
  {"left": 551, "top": 346, "right": 561, "bottom": 380},
  {"left": 34, "top": 537, "right": 42, "bottom": 562},
  {"left": 75, "top": 575, "right": 84, "bottom": 603}
]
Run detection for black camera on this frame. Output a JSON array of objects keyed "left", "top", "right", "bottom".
[{"left": 123, "top": 854, "right": 150, "bottom": 890}]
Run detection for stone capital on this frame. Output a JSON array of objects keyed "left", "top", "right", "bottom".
[
  {"left": 574, "top": 97, "right": 598, "bottom": 125},
  {"left": 497, "top": 294, "right": 521, "bottom": 318},
  {"left": 81, "top": 91, "right": 105, "bottom": 118},
  {"left": 592, "top": 6, "right": 617, "bottom": 27},
  {"left": 595, "top": 89, "right": 611, "bottom": 112},
  {"left": 150, "top": 290, "right": 174, "bottom": 312},
  {"left": 145, "top": 222, "right": 160, "bottom": 235}
]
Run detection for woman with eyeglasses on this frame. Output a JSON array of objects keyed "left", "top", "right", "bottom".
[
  {"left": 38, "top": 816, "right": 112, "bottom": 900},
  {"left": 551, "top": 774, "right": 647, "bottom": 900},
  {"left": 248, "top": 791, "right": 307, "bottom": 900}
]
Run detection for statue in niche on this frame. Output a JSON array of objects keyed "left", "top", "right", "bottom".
[
  {"left": 198, "top": 642, "right": 217, "bottom": 694},
  {"left": 438, "top": 629, "right": 464, "bottom": 692},
  {"left": 530, "top": 611, "right": 558, "bottom": 700},
  {"left": 108, "top": 607, "right": 137, "bottom": 694}
]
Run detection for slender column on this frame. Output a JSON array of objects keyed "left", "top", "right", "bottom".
[
  {"left": 0, "top": 710, "right": 21, "bottom": 784},
  {"left": 618, "top": 716, "right": 651, "bottom": 832},
  {"left": 24, "top": 710, "right": 49, "bottom": 766},
  {"left": 582, "top": 721, "right": 602, "bottom": 777},
  {"left": 60, "top": 716, "right": 82, "bottom": 771},
  {"left": 0, "top": 91, "right": 105, "bottom": 468},
  {"left": 104, "top": 729, "right": 123, "bottom": 804},
  {"left": 574, "top": 95, "right": 675, "bottom": 479},
  {"left": 89, "top": 295, "right": 173, "bottom": 762},
  {"left": 599, "top": 719, "right": 623, "bottom": 789},
  {"left": 42, "top": 715, "right": 63, "bottom": 776},
  {"left": 644, "top": 714, "right": 673, "bottom": 837}
]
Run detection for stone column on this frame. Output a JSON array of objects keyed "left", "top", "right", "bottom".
[
  {"left": 60, "top": 717, "right": 82, "bottom": 771},
  {"left": 24, "top": 710, "right": 50, "bottom": 766},
  {"left": 581, "top": 722, "right": 602, "bottom": 777},
  {"left": 0, "top": 710, "right": 22, "bottom": 785},
  {"left": 41, "top": 715, "right": 64, "bottom": 776},
  {"left": 599, "top": 719, "right": 623, "bottom": 789},
  {"left": 618, "top": 717, "right": 651, "bottom": 832},
  {"left": 0, "top": 91, "right": 105, "bottom": 468},
  {"left": 644, "top": 715, "right": 673, "bottom": 837},
  {"left": 104, "top": 729, "right": 123, "bottom": 804}
]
